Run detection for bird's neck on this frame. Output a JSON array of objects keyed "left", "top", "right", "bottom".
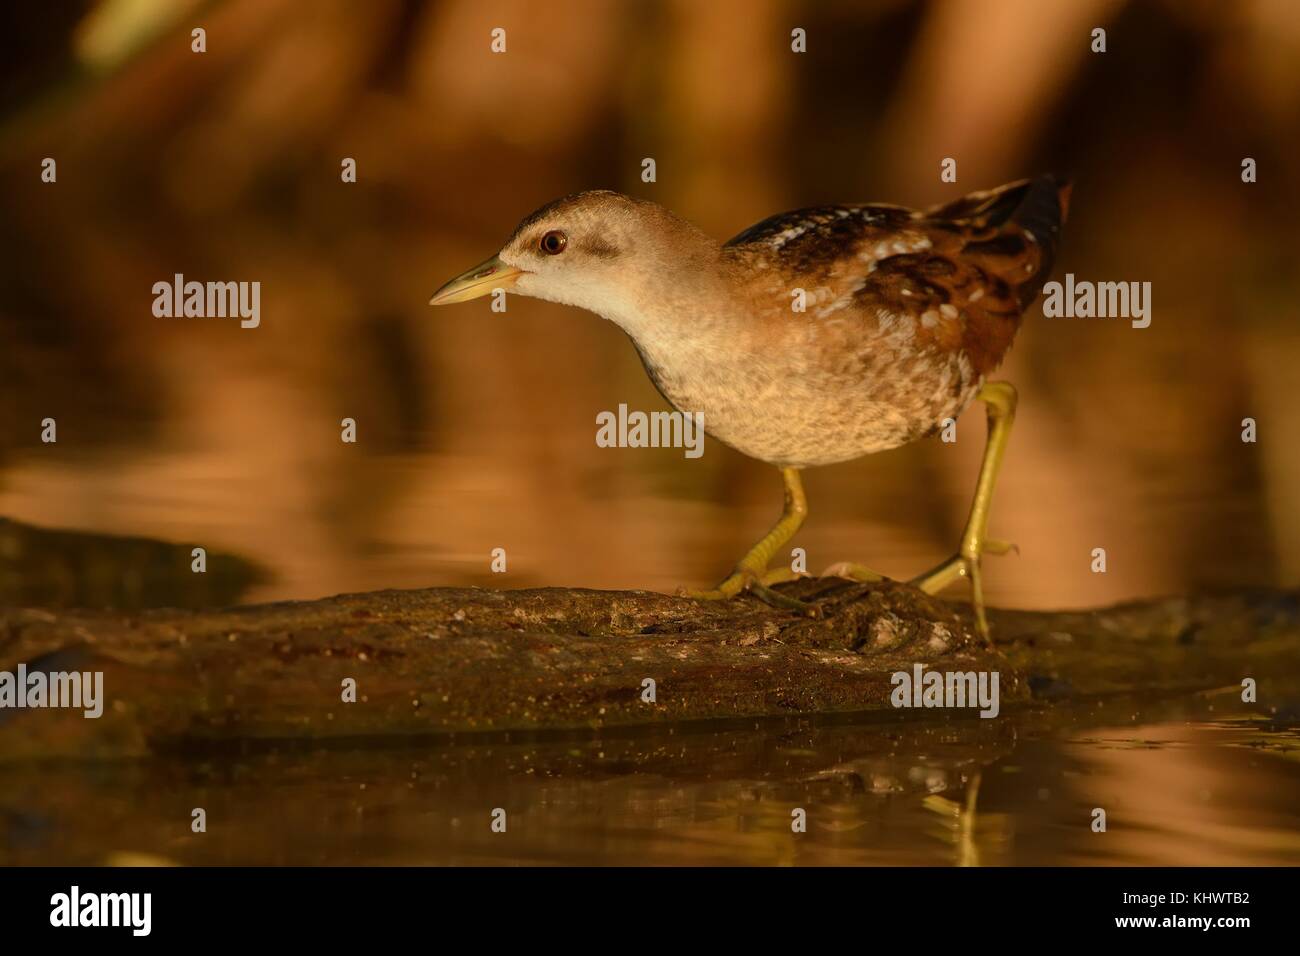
[
  {"left": 595, "top": 232, "right": 736, "bottom": 340},
  {"left": 596, "top": 253, "right": 764, "bottom": 422}
]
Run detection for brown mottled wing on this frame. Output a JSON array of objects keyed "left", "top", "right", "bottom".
[
  {"left": 725, "top": 175, "right": 1070, "bottom": 375},
  {"left": 878, "top": 175, "right": 1068, "bottom": 374}
]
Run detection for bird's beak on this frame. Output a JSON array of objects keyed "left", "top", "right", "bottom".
[{"left": 429, "top": 254, "right": 524, "bottom": 305}]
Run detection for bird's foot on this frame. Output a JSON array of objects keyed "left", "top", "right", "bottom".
[
  {"left": 680, "top": 565, "right": 818, "bottom": 616},
  {"left": 911, "top": 538, "right": 1018, "bottom": 591},
  {"left": 909, "top": 539, "right": 1018, "bottom": 645}
]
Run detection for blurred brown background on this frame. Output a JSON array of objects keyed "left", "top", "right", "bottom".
[{"left": 1, "top": 0, "right": 1298, "bottom": 611}]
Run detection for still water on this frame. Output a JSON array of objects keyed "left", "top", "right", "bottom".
[{"left": 4, "top": 693, "right": 1297, "bottom": 866}]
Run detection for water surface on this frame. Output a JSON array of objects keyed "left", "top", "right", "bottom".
[{"left": 4, "top": 693, "right": 1296, "bottom": 866}]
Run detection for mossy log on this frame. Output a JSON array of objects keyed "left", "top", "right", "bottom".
[{"left": 2, "top": 578, "right": 1296, "bottom": 760}]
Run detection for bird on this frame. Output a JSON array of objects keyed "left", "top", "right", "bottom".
[{"left": 430, "top": 176, "right": 1069, "bottom": 641}]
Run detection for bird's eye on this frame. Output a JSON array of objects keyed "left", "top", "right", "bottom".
[{"left": 539, "top": 230, "right": 568, "bottom": 255}]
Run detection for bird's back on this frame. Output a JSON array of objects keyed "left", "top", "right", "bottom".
[{"left": 723, "top": 175, "right": 1070, "bottom": 377}]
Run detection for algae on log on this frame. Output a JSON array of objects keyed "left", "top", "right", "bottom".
[{"left": 1, "top": 577, "right": 1296, "bottom": 760}]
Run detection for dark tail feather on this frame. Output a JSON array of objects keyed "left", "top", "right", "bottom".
[
  {"left": 928, "top": 174, "right": 1071, "bottom": 309},
  {"left": 929, "top": 173, "right": 1069, "bottom": 239},
  {"left": 1011, "top": 173, "right": 1070, "bottom": 282}
]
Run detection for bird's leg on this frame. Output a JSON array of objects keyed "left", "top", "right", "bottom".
[
  {"left": 685, "top": 466, "right": 809, "bottom": 609},
  {"left": 910, "top": 381, "right": 1018, "bottom": 643}
]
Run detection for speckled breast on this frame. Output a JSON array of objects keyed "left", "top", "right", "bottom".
[{"left": 630, "top": 321, "right": 982, "bottom": 469}]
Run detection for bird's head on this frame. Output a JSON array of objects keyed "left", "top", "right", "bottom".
[{"left": 429, "top": 190, "right": 717, "bottom": 324}]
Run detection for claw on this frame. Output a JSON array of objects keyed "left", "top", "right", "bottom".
[{"left": 983, "top": 539, "right": 1019, "bottom": 557}]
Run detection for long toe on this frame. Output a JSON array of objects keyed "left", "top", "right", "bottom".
[
  {"left": 983, "top": 539, "right": 1019, "bottom": 557},
  {"left": 678, "top": 566, "right": 757, "bottom": 601},
  {"left": 749, "top": 581, "right": 820, "bottom": 616},
  {"left": 678, "top": 585, "right": 730, "bottom": 601},
  {"left": 821, "top": 561, "right": 886, "bottom": 582},
  {"left": 759, "top": 567, "right": 802, "bottom": 585}
]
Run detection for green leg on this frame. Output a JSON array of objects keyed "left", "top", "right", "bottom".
[
  {"left": 911, "top": 381, "right": 1019, "bottom": 643},
  {"left": 687, "top": 466, "right": 809, "bottom": 608}
]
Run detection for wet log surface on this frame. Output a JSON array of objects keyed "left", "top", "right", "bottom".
[{"left": 2, "top": 578, "right": 1297, "bottom": 760}]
